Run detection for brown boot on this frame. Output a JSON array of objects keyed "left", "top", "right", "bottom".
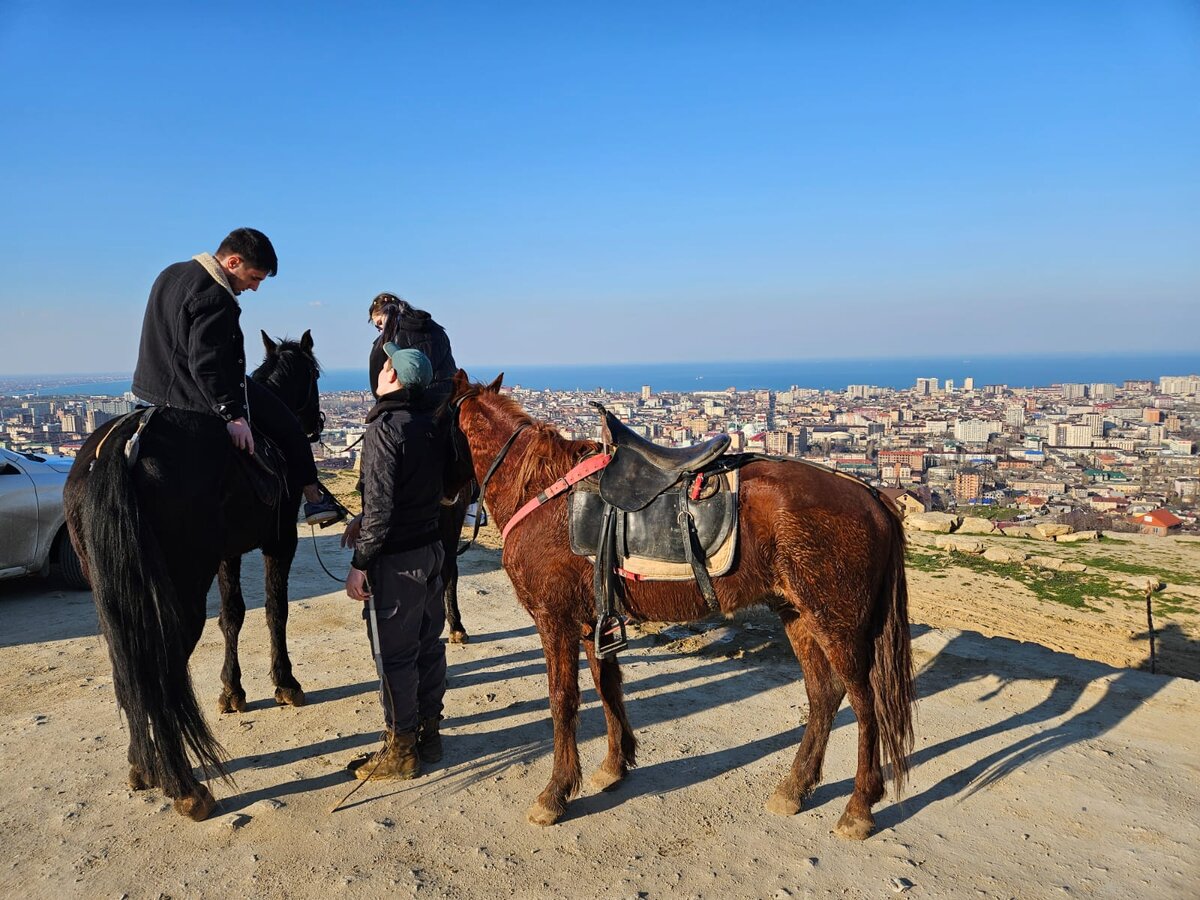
[
  {"left": 416, "top": 716, "right": 443, "bottom": 763},
  {"left": 350, "top": 730, "right": 420, "bottom": 781}
]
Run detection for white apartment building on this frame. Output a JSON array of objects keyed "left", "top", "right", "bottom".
[{"left": 953, "top": 419, "right": 1000, "bottom": 443}]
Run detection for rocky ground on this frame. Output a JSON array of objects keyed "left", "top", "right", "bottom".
[{"left": 1, "top": 522, "right": 1197, "bottom": 898}]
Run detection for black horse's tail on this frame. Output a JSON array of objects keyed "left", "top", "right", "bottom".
[
  {"left": 870, "top": 506, "right": 916, "bottom": 796},
  {"left": 81, "top": 433, "right": 228, "bottom": 797}
]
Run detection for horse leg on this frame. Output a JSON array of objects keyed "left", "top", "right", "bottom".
[
  {"left": 825, "top": 647, "right": 884, "bottom": 840},
  {"left": 443, "top": 533, "right": 468, "bottom": 644},
  {"left": 216, "top": 558, "right": 248, "bottom": 714},
  {"left": 582, "top": 638, "right": 637, "bottom": 791},
  {"left": 767, "top": 609, "right": 846, "bottom": 816},
  {"left": 527, "top": 623, "right": 584, "bottom": 826},
  {"left": 264, "top": 538, "right": 305, "bottom": 707}
]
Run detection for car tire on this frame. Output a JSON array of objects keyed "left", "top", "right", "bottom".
[{"left": 57, "top": 532, "right": 90, "bottom": 590}]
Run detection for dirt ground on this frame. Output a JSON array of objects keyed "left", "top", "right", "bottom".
[{"left": 1, "top": 523, "right": 1197, "bottom": 899}]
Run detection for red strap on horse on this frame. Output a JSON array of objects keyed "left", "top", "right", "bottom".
[{"left": 501, "top": 453, "right": 612, "bottom": 541}]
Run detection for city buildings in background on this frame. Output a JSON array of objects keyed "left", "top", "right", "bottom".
[{"left": 4, "top": 372, "right": 1199, "bottom": 534}]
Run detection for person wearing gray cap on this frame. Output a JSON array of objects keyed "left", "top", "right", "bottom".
[{"left": 342, "top": 344, "right": 450, "bottom": 779}]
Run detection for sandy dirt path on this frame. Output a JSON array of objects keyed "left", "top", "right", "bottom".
[{"left": 1, "top": 525, "right": 1197, "bottom": 899}]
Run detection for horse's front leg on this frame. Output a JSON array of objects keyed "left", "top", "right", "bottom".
[
  {"left": 583, "top": 638, "right": 637, "bottom": 791},
  {"left": 528, "top": 620, "right": 584, "bottom": 826},
  {"left": 442, "top": 499, "right": 468, "bottom": 643},
  {"left": 216, "top": 557, "right": 248, "bottom": 713},
  {"left": 264, "top": 537, "right": 305, "bottom": 707}
]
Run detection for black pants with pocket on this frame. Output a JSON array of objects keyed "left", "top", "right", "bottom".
[{"left": 365, "top": 542, "right": 447, "bottom": 733}]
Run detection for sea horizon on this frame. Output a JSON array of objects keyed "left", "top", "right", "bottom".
[{"left": 2, "top": 351, "right": 1197, "bottom": 397}]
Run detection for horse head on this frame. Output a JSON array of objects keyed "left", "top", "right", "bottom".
[{"left": 254, "top": 329, "right": 325, "bottom": 442}]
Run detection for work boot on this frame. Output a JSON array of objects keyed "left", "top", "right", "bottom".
[
  {"left": 348, "top": 730, "right": 420, "bottom": 781},
  {"left": 416, "top": 715, "right": 443, "bottom": 763}
]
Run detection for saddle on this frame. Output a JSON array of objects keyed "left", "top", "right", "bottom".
[
  {"left": 571, "top": 403, "right": 741, "bottom": 657},
  {"left": 235, "top": 427, "right": 288, "bottom": 511}
]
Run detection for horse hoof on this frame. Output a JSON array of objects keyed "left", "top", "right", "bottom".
[
  {"left": 274, "top": 687, "right": 306, "bottom": 707},
  {"left": 834, "top": 810, "right": 874, "bottom": 840},
  {"left": 217, "top": 691, "right": 247, "bottom": 714},
  {"left": 128, "top": 765, "right": 155, "bottom": 791},
  {"left": 588, "top": 767, "right": 623, "bottom": 792},
  {"left": 173, "top": 786, "right": 216, "bottom": 822},
  {"left": 448, "top": 630, "right": 469, "bottom": 645},
  {"left": 765, "top": 790, "right": 801, "bottom": 816},
  {"left": 526, "top": 801, "right": 562, "bottom": 826}
]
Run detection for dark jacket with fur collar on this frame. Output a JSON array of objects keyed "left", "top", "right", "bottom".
[
  {"left": 132, "top": 257, "right": 248, "bottom": 421},
  {"left": 352, "top": 387, "right": 446, "bottom": 571}
]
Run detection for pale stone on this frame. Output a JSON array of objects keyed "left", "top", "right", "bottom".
[
  {"left": 934, "top": 535, "right": 985, "bottom": 554},
  {"left": 1036, "top": 523, "right": 1073, "bottom": 538},
  {"left": 983, "top": 546, "right": 1028, "bottom": 564},
  {"left": 1056, "top": 531, "right": 1099, "bottom": 543},
  {"left": 905, "top": 512, "right": 961, "bottom": 534},
  {"left": 1125, "top": 575, "right": 1164, "bottom": 592},
  {"left": 1003, "top": 525, "right": 1055, "bottom": 540},
  {"left": 1059, "top": 562, "right": 1089, "bottom": 573},
  {"left": 1029, "top": 556, "right": 1065, "bottom": 571}
]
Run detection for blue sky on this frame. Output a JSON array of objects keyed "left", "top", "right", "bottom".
[{"left": 1, "top": 1, "right": 1197, "bottom": 374}]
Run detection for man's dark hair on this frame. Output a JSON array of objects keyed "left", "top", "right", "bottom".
[{"left": 216, "top": 227, "right": 278, "bottom": 276}]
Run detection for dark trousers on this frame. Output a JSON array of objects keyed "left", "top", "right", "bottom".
[
  {"left": 246, "top": 379, "right": 319, "bottom": 489},
  {"left": 365, "top": 542, "right": 447, "bottom": 733}
]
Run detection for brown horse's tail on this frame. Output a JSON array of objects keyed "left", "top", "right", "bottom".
[{"left": 870, "top": 515, "right": 915, "bottom": 795}]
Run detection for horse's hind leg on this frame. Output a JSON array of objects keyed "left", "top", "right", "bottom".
[
  {"left": 216, "top": 558, "right": 248, "bottom": 713},
  {"left": 264, "top": 540, "right": 305, "bottom": 707},
  {"left": 528, "top": 622, "right": 584, "bottom": 826},
  {"left": 767, "top": 608, "right": 846, "bottom": 817},
  {"left": 583, "top": 639, "right": 637, "bottom": 791}
]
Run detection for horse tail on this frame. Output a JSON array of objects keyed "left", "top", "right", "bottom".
[
  {"left": 81, "top": 432, "right": 228, "bottom": 796},
  {"left": 870, "top": 511, "right": 915, "bottom": 796}
]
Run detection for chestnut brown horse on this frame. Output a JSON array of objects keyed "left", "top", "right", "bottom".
[{"left": 450, "top": 372, "right": 915, "bottom": 839}]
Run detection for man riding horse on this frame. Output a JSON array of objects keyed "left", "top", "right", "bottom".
[{"left": 131, "top": 227, "right": 346, "bottom": 526}]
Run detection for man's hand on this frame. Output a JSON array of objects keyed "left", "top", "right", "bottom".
[
  {"left": 345, "top": 566, "right": 371, "bottom": 602},
  {"left": 340, "top": 514, "right": 364, "bottom": 549},
  {"left": 227, "top": 418, "right": 255, "bottom": 455}
]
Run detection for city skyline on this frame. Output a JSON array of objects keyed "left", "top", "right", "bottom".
[{"left": 2, "top": 2, "right": 1198, "bottom": 374}]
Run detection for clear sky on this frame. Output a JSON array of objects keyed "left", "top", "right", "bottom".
[{"left": 1, "top": 1, "right": 1197, "bottom": 375}]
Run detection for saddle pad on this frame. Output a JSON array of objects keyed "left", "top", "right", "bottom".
[{"left": 569, "top": 470, "right": 739, "bottom": 580}]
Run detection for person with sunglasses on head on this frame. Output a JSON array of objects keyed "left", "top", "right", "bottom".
[{"left": 131, "top": 227, "right": 347, "bottom": 526}]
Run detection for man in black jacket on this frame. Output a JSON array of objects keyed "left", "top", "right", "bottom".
[
  {"left": 343, "top": 344, "right": 448, "bottom": 780},
  {"left": 131, "top": 227, "right": 344, "bottom": 525}
]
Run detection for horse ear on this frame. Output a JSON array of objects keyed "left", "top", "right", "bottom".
[
  {"left": 261, "top": 330, "right": 277, "bottom": 355},
  {"left": 452, "top": 369, "right": 470, "bottom": 393},
  {"left": 486, "top": 373, "right": 505, "bottom": 392},
  {"left": 300, "top": 329, "right": 313, "bottom": 352}
]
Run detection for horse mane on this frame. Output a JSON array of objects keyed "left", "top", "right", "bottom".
[
  {"left": 475, "top": 387, "right": 599, "bottom": 501},
  {"left": 251, "top": 339, "right": 321, "bottom": 389}
]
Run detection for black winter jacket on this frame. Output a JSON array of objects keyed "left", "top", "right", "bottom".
[
  {"left": 132, "top": 258, "right": 248, "bottom": 421},
  {"left": 369, "top": 303, "right": 457, "bottom": 405},
  {"left": 351, "top": 388, "right": 448, "bottom": 571}
]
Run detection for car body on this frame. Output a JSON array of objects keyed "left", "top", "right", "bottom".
[{"left": 0, "top": 446, "right": 88, "bottom": 588}]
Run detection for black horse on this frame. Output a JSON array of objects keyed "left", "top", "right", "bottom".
[{"left": 64, "top": 331, "right": 326, "bottom": 821}]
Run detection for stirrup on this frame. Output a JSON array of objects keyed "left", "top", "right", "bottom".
[{"left": 595, "top": 614, "right": 628, "bottom": 657}]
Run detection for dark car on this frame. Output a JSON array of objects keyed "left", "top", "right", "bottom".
[{"left": 0, "top": 446, "right": 88, "bottom": 589}]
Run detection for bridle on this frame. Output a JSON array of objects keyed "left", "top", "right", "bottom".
[{"left": 448, "top": 387, "right": 529, "bottom": 554}]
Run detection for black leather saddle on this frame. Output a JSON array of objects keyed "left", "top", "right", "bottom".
[
  {"left": 232, "top": 428, "right": 287, "bottom": 510},
  {"left": 591, "top": 402, "right": 730, "bottom": 511}
]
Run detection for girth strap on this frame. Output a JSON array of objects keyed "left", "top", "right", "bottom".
[{"left": 678, "top": 490, "right": 721, "bottom": 613}]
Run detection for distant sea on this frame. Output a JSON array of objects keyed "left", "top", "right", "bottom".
[{"left": 9, "top": 353, "right": 1199, "bottom": 397}]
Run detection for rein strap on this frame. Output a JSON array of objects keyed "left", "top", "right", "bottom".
[{"left": 501, "top": 453, "right": 612, "bottom": 541}]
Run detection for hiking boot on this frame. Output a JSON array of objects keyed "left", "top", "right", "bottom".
[
  {"left": 416, "top": 715, "right": 443, "bottom": 763},
  {"left": 303, "top": 486, "right": 349, "bottom": 527},
  {"left": 348, "top": 730, "right": 420, "bottom": 781}
]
